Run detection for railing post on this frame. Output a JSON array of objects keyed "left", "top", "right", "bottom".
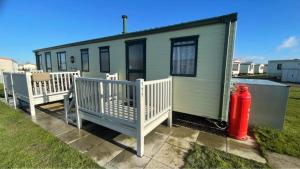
[
  {"left": 168, "top": 76, "right": 173, "bottom": 127},
  {"left": 10, "top": 73, "right": 17, "bottom": 109},
  {"left": 26, "top": 72, "right": 36, "bottom": 117},
  {"left": 3, "top": 73, "right": 8, "bottom": 103},
  {"left": 74, "top": 77, "right": 82, "bottom": 129},
  {"left": 135, "top": 78, "right": 145, "bottom": 157},
  {"left": 64, "top": 95, "right": 69, "bottom": 124},
  {"left": 77, "top": 70, "right": 81, "bottom": 77}
]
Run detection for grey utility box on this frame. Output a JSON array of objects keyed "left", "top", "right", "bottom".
[{"left": 231, "top": 78, "right": 290, "bottom": 130}]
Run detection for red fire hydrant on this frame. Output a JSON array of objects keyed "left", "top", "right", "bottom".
[{"left": 228, "top": 85, "right": 251, "bottom": 140}]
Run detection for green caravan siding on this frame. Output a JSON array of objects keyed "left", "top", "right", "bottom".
[
  {"left": 35, "top": 23, "right": 233, "bottom": 120},
  {"left": 146, "top": 24, "right": 227, "bottom": 119},
  {"left": 220, "top": 21, "right": 237, "bottom": 121}
]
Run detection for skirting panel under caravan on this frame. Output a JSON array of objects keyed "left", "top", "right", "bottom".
[
  {"left": 232, "top": 78, "right": 289, "bottom": 130},
  {"left": 282, "top": 69, "right": 300, "bottom": 83}
]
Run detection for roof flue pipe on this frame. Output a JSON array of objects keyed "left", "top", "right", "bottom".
[{"left": 122, "top": 15, "right": 128, "bottom": 34}]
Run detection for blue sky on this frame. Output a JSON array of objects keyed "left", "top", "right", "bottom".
[{"left": 0, "top": 0, "right": 299, "bottom": 64}]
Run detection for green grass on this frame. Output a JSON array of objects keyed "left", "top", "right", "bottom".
[
  {"left": 254, "top": 86, "right": 300, "bottom": 158},
  {"left": 0, "top": 101, "right": 101, "bottom": 168},
  {"left": 184, "top": 144, "right": 269, "bottom": 169},
  {"left": 0, "top": 83, "right": 4, "bottom": 97}
]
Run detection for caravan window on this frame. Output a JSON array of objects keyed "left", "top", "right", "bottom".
[
  {"left": 81, "top": 48, "right": 89, "bottom": 72},
  {"left": 99, "top": 46, "right": 110, "bottom": 73},
  {"left": 57, "top": 52, "right": 67, "bottom": 71},
  {"left": 170, "top": 35, "right": 198, "bottom": 77},
  {"left": 232, "top": 63, "right": 239, "bottom": 71},
  {"left": 277, "top": 64, "right": 282, "bottom": 70},
  {"left": 45, "top": 52, "right": 52, "bottom": 72},
  {"left": 36, "top": 54, "right": 43, "bottom": 70}
]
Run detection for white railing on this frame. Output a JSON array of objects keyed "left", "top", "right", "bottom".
[
  {"left": 73, "top": 76, "right": 172, "bottom": 157},
  {"left": 2, "top": 71, "right": 80, "bottom": 117},
  {"left": 105, "top": 73, "right": 119, "bottom": 100},
  {"left": 75, "top": 77, "right": 137, "bottom": 125},
  {"left": 31, "top": 71, "right": 80, "bottom": 97},
  {"left": 65, "top": 73, "right": 119, "bottom": 124},
  {"left": 74, "top": 76, "right": 172, "bottom": 124},
  {"left": 2, "top": 72, "right": 14, "bottom": 95},
  {"left": 144, "top": 78, "right": 172, "bottom": 124}
]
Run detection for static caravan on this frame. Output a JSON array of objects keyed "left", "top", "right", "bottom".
[
  {"left": 240, "top": 62, "right": 254, "bottom": 75},
  {"left": 232, "top": 60, "right": 240, "bottom": 77},
  {"left": 263, "top": 64, "right": 268, "bottom": 73},
  {"left": 0, "top": 57, "right": 18, "bottom": 83},
  {"left": 18, "top": 63, "right": 37, "bottom": 72},
  {"left": 254, "top": 64, "right": 264, "bottom": 74},
  {"left": 33, "top": 13, "right": 237, "bottom": 122},
  {"left": 268, "top": 59, "right": 300, "bottom": 81}
]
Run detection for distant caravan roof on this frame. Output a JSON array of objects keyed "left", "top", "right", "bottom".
[
  {"left": 240, "top": 62, "right": 254, "bottom": 65},
  {"left": 269, "top": 59, "right": 300, "bottom": 63},
  {"left": 33, "top": 13, "right": 237, "bottom": 52}
]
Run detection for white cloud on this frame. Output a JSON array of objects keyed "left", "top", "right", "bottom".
[
  {"left": 234, "top": 56, "right": 268, "bottom": 64},
  {"left": 277, "top": 36, "right": 298, "bottom": 50}
]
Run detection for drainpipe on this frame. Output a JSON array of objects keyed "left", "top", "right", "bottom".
[{"left": 122, "top": 15, "right": 128, "bottom": 34}]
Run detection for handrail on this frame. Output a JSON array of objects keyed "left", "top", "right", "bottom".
[
  {"left": 76, "top": 77, "right": 132, "bottom": 84},
  {"left": 64, "top": 74, "right": 80, "bottom": 124}
]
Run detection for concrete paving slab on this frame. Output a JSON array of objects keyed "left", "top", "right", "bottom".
[
  {"left": 106, "top": 150, "right": 151, "bottom": 169},
  {"left": 112, "top": 134, "right": 136, "bottom": 149},
  {"left": 153, "top": 143, "right": 188, "bottom": 169},
  {"left": 170, "top": 125, "right": 199, "bottom": 143},
  {"left": 167, "top": 136, "right": 194, "bottom": 150},
  {"left": 57, "top": 128, "right": 89, "bottom": 144},
  {"left": 227, "top": 136, "right": 257, "bottom": 148},
  {"left": 69, "top": 134, "right": 106, "bottom": 153},
  {"left": 196, "top": 131, "right": 227, "bottom": 151},
  {"left": 144, "top": 159, "right": 173, "bottom": 169},
  {"left": 266, "top": 151, "right": 300, "bottom": 169},
  {"left": 152, "top": 124, "right": 172, "bottom": 136},
  {"left": 165, "top": 125, "right": 199, "bottom": 150},
  {"left": 34, "top": 115, "right": 62, "bottom": 127},
  {"left": 143, "top": 131, "right": 168, "bottom": 157},
  {"left": 85, "top": 141, "right": 124, "bottom": 166},
  {"left": 50, "top": 124, "right": 75, "bottom": 136},
  {"left": 34, "top": 116, "right": 74, "bottom": 136},
  {"left": 34, "top": 111, "right": 52, "bottom": 120},
  {"left": 227, "top": 137, "right": 266, "bottom": 164}
]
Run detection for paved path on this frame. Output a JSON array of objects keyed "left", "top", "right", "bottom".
[
  {"left": 2, "top": 100, "right": 267, "bottom": 169},
  {"left": 266, "top": 151, "right": 300, "bottom": 169}
]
